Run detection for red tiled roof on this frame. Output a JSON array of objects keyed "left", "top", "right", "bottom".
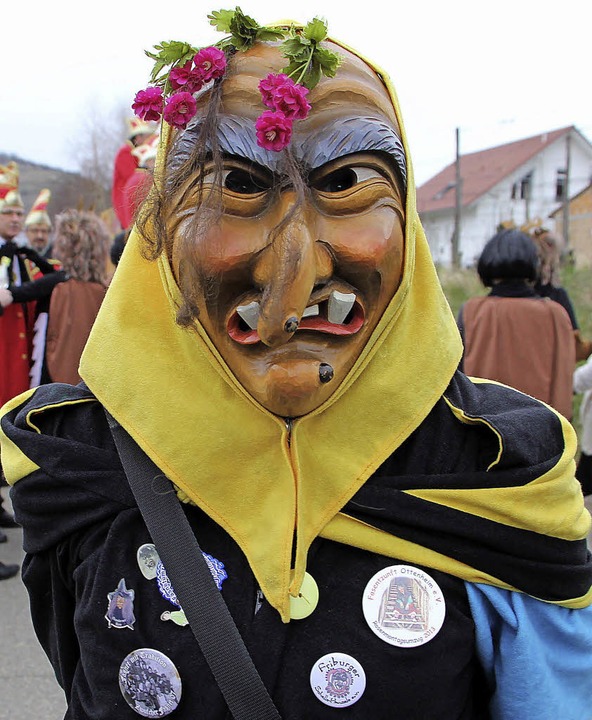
[{"left": 416, "top": 126, "right": 573, "bottom": 214}]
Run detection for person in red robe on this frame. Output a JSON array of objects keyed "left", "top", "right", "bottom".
[
  {"left": 111, "top": 118, "right": 155, "bottom": 229},
  {"left": 119, "top": 132, "right": 158, "bottom": 230},
  {"left": 0, "top": 166, "right": 65, "bottom": 406},
  {"left": 0, "top": 164, "right": 35, "bottom": 407}
]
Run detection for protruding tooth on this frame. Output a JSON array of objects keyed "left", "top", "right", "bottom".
[
  {"left": 236, "top": 301, "right": 260, "bottom": 330},
  {"left": 327, "top": 291, "right": 356, "bottom": 324},
  {"left": 302, "top": 304, "right": 320, "bottom": 318}
]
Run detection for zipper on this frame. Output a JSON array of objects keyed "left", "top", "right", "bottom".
[{"left": 285, "top": 417, "right": 293, "bottom": 447}]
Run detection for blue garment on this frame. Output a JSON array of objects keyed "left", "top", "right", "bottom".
[{"left": 467, "top": 582, "right": 592, "bottom": 719}]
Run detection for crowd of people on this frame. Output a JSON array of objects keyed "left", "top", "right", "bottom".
[
  {"left": 0, "top": 121, "right": 160, "bottom": 580},
  {"left": 0, "top": 163, "right": 118, "bottom": 578},
  {"left": 0, "top": 12, "right": 591, "bottom": 716}
]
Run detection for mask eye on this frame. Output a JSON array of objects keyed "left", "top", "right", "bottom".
[
  {"left": 313, "top": 166, "right": 383, "bottom": 193},
  {"left": 224, "top": 168, "right": 272, "bottom": 194},
  {"left": 202, "top": 162, "right": 273, "bottom": 196},
  {"left": 198, "top": 161, "right": 275, "bottom": 218}
]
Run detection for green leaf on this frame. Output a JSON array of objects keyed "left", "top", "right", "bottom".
[
  {"left": 144, "top": 40, "right": 197, "bottom": 87},
  {"left": 302, "top": 64, "right": 322, "bottom": 90},
  {"left": 303, "top": 18, "right": 328, "bottom": 43},
  {"left": 216, "top": 37, "right": 235, "bottom": 50},
  {"left": 282, "top": 36, "right": 311, "bottom": 61},
  {"left": 146, "top": 41, "right": 195, "bottom": 66},
  {"left": 256, "top": 28, "right": 285, "bottom": 42},
  {"left": 225, "top": 7, "right": 262, "bottom": 50},
  {"left": 148, "top": 60, "right": 167, "bottom": 84},
  {"left": 208, "top": 9, "right": 235, "bottom": 33},
  {"left": 315, "top": 46, "right": 341, "bottom": 77},
  {"left": 282, "top": 59, "right": 306, "bottom": 80}
]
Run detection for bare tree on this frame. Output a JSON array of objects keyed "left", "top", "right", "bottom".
[{"left": 67, "top": 101, "right": 131, "bottom": 212}]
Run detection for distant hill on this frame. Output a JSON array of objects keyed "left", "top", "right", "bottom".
[{"left": 0, "top": 152, "right": 111, "bottom": 223}]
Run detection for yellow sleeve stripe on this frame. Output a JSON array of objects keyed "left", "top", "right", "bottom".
[
  {"left": 322, "top": 513, "right": 592, "bottom": 609},
  {"left": 0, "top": 390, "right": 40, "bottom": 485},
  {"left": 0, "top": 393, "right": 97, "bottom": 486}
]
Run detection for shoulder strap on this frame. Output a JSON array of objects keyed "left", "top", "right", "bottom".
[{"left": 105, "top": 411, "right": 282, "bottom": 720}]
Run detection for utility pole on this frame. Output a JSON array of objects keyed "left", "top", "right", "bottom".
[
  {"left": 451, "top": 127, "right": 462, "bottom": 268},
  {"left": 562, "top": 132, "right": 571, "bottom": 248}
]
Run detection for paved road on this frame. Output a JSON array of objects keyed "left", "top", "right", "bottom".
[
  {"left": 0, "top": 491, "right": 67, "bottom": 720},
  {"left": 1, "top": 490, "right": 592, "bottom": 719}
]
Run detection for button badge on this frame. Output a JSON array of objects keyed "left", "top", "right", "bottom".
[
  {"left": 362, "top": 564, "right": 446, "bottom": 647},
  {"left": 310, "top": 652, "right": 366, "bottom": 707},
  {"left": 119, "top": 648, "right": 182, "bottom": 717}
]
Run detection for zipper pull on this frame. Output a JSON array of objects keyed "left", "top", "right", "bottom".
[
  {"left": 254, "top": 587, "right": 264, "bottom": 615},
  {"left": 285, "top": 417, "right": 293, "bottom": 446}
]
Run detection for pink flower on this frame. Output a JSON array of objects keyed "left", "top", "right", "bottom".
[
  {"left": 132, "top": 86, "right": 164, "bottom": 122},
  {"left": 255, "top": 111, "right": 293, "bottom": 152},
  {"left": 193, "top": 46, "right": 226, "bottom": 83},
  {"left": 259, "top": 73, "right": 293, "bottom": 109},
  {"left": 271, "top": 82, "right": 310, "bottom": 120},
  {"left": 169, "top": 60, "right": 204, "bottom": 94},
  {"left": 163, "top": 91, "right": 197, "bottom": 129}
]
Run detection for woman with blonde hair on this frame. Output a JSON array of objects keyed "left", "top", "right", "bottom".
[{"left": 41, "top": 209, "right": 110, "bottom": 384}]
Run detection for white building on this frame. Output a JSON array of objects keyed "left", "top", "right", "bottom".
[{"left": 417, "top": 126, "right": 592, "bottom": 267}]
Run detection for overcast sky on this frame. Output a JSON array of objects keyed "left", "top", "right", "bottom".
[{"left": 2, "top": 0, "right": 589, "bottom": 186}]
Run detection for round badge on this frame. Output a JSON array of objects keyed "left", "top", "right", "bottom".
[
  {"left": 137, "top": 544, "right": 160, "bottom": 580},
  {"left": 310, "top": 652, "right": 366, "bottom": 708},
  {"left": 289, "top": 572, "right": 319, "bottom": 620},
  {"left": 119, "top": 648, "right": 182, "bottom": 717},
  {"left": 362, "top": 564, "right": 446, "bottom": 647}
]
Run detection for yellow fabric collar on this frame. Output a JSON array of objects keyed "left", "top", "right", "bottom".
[{"left": 80, "top": 53, "right": 463, "bottom": 622}]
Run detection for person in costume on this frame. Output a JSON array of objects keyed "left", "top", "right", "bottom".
[
  {"left": 0, "top": 166, "right": 66, "bottom": 407},
  {"left": 1, "top": 9, "right": 591, "bottom": 719},
  {"left": 34, "top": 209, "right": 110, "bottom": 386},
  {"left": 0, "top": 167, "right": 65, "bottom": 540},
  {"left": 111, "top": 118, "right": 156, "bottom": 230},
  {"left": 25, "top": 188, "right": 54, "bottom": 258},
  {"left": 457, "top": 228, "right": 576, "bottom": 420},
  {"left": 119, "top": 132, "right": 159, "bottom": 231}
]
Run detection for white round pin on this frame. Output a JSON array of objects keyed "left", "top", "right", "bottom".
[
  {"left": 136, "top": 543, "right": 160, "bottom": 580},
  {"left": 362, "top": 564, "right": 446, "bottom": 647},
  {"left": 119, "top": 648, "right": 182, "bottom": 717},
  {"left": 310, "top": 652, "right": 366, "bottom": 708}
]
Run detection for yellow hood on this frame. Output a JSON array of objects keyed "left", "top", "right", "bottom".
[{"left": 80, "top": 42, "right": 463, "bottom": 621}]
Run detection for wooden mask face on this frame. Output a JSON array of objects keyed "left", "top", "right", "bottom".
[{"left": 167, "top": 43, "right": 406, "bottom": 417}]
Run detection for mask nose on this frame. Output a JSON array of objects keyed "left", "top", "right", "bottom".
[{"left": 253, "top": 195, "right": 332, "bottom": 348}]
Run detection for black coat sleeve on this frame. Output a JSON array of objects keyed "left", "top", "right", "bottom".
[{"left": 10, "top": 271, "right": 68, "bottom": 303}]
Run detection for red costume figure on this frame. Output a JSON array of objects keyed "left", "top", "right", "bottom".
[
  {"left": 0, "top": 167, "right": 65, "bottom": 405},
  {"left": 0, "top": 163, "right": 36, "bottom": 405},
  {"left": 119, "top": 133, "right": 159, "bottom": 230},
  {"left": 111, "top": 118, "right": 155, "bottom": 229}
]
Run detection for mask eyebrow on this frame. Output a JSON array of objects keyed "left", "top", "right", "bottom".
[
  {"left": 299, "top": 117, "right": 407, "bottom": 190},
  {"left": 172, "top": 115, "right": 283, "bottom": 174}
]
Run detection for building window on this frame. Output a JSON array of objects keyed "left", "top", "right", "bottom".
[
  {"left": 556, "top": 169, "right": 567, "bottom": 201},
  {"left": 520, "top": 172, "right": 532, "bottom": 200}
]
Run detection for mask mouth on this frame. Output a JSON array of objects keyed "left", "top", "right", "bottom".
[{"left": 227, "top": 290, "right": 365, "bottom": 345}]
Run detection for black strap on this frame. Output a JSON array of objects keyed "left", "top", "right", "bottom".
[{"left": 106, "top": 412, "right": 282, "bottom": 720}]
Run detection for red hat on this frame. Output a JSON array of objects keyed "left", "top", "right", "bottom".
[
  {"left": 0, "top": 161, "right": 24, "bottom": 211},
  {"left": 127, "top": 117, "right": 155, "bottom": 139},
  {"left": 131, "top": 133, "right": 159, "bottom": 167},
  {"left": 25, "top": 188, "right": 52, "bottom": 228}
]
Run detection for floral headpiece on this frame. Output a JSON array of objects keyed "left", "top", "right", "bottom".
[{"left": 132, "top": 7, "right": 341, "bottom": 151}]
